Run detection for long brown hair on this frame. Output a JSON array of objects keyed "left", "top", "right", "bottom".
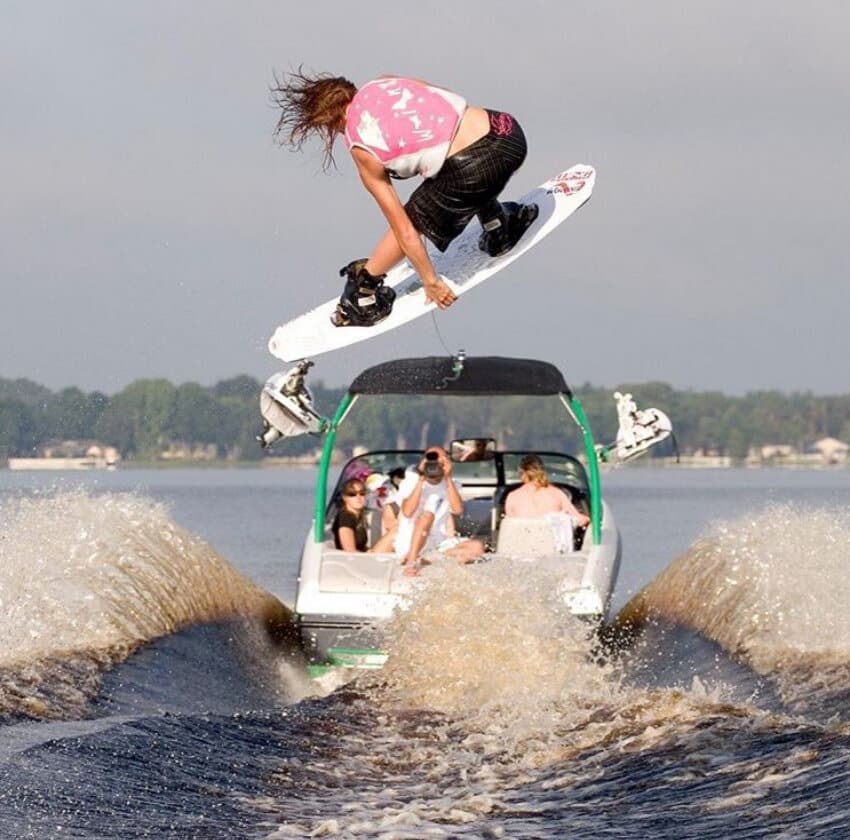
[
  {"left": 339, "top": 478, "right": 367, "bottom": 525},
  {"left": 519, "top": 454, "right": 550, "bottom": 487},
  {"left": 271, "top": 67, "right": 356, "bottom": 171}
]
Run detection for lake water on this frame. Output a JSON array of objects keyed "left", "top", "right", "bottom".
[{"left": 1, "top": 466, "right": 849, "bottom": 838}]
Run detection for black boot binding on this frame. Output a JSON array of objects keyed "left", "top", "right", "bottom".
[
  {"left": 331, "top": 259, "right": 397, "bottom": 327},
  {"left": 478, "top": 201, "right": 540, "bottom": 258}
]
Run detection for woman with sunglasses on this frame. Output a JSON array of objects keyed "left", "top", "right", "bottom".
[{"left": 332, "top": 478, "right": 397, "bottom": 553}]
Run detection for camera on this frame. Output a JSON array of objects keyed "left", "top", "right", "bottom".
[{"left": 422, "top": 451, "right": 443, "bottom": 478}]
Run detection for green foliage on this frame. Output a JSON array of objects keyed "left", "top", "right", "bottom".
[
  {"left": 167, "top": 383, "right": 220, "bottom": 446},
  {"left": 46, "top": 388, "right": 109, "bottom": 441},
  {"left": 213, "top": 375, "right": 262, "bottom": 400},
  {"left": 96, "top": 379, "right": 177, "bottom": 456},
  {"left": 0, "top": 378, "right": 52, "bottom": 406},
  {"left": 0, "top": 400, "right": 38, "bottom": 458},
  {"left": 1, "top": 373, "right": 849, "bottom": 463},
  {"left": 337, "top": 395, "right": 439, "bottom": 450}
]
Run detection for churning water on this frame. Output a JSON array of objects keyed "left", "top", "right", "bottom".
[{"left": 1, "top": 468, "right": 850, "bottom": 838}]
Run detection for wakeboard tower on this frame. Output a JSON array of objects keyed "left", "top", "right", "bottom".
[
  {"left": 258, "top": 360, "right": 675, "bottom": 465},
  {"left": 596, "top": 392, "right": 675, "bottom": 464},
  {"left": 257, "top": 360, "right": 326, "bottom": 447}
]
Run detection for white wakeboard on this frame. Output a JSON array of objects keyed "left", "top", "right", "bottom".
[{"left": 268, "top": 163, "right": 595, "bottom": 362}]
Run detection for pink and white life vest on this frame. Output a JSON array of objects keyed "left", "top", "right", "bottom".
[{"left": 344, "top": 77, "right": 467, "bottom": 179}]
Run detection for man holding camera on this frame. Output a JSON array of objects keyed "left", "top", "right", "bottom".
[{"left": 394, "top": 445, "right": 484, "bottom": 575}]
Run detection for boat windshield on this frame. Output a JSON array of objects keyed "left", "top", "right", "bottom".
[
  {"left": 501, "top": 452, "right": 588, "bottom": 488},
  {"left": 329, "top": 448, "right": 589, "bottom": 514},
  {"left": 315, "top": 387, "right": 602, "bottom": 545},
  {"left": 335, "top": 451, "right": 421, "bottom": 485}
]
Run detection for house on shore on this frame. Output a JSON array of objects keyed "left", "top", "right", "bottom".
[
  {"left": 813, "top": 437, "right": 849, "bottom": 464},
  {"left": 7, "top": 441, "right": 120, "bottom": 470}
]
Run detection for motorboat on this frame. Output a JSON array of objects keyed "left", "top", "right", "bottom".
[{"left": 259, "top": 354, "right": 672, "bottom": 673}]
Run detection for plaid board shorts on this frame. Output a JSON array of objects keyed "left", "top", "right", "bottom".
[{"left": 405, "top": 110, "right": 528, "bottom": 252}]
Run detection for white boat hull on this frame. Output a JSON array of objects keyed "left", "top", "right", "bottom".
[{"left": 294, "top": 500, "right": 621, "bottom": 663}]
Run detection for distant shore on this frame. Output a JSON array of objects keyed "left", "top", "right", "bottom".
[
  {"left": 5, "top": 456, "right": 848, "bottom": 472},
  {"left": 3, "top": 455, "right": 325, "bottom": 471}
]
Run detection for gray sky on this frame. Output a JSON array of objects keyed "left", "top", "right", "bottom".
[{"left": 2, "top": 1, "right": 848, "bottom": 395}]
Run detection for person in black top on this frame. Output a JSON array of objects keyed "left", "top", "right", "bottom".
[{"left": 332, "top": 478, "right": 396, "bottom": 553}]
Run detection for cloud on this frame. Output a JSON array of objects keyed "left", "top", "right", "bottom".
[{"left": 2, "top": 1, "right": 849, "bottom": 393}]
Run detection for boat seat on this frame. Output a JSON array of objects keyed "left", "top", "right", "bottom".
[
  {"left": 492, "top": 483, "right": 588, "bottom": 551},
  {"left": 318, "top": 549, "right": 397, "bottom": 593},
  {"left": 495, "top": 517, "right": 558, "bottom": 558}
]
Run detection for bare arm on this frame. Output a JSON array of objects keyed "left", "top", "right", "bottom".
[
  {"left": 401, "top": 473, "right": 426, "bottom": 517},
  {"left": 559, "top": 489, "right": 590, "bottom": 526},
  {"left": 437, "top": 451, "right": 463, "bottom": 516},
  {"left": 445, "top": 514, "right": 457, "bottom": 538},
  {"left": 445, "top": 478, "right": 464, "bottom": 517},
  {"left": 351, "top": 148, "right": 456, "bottom": 308}
]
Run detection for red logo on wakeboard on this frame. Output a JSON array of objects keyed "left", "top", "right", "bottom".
[{"left": 546, "top": 169, "right": 592, "bottom": 195}]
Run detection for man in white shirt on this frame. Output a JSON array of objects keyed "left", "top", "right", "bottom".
[{"left": 394, "top": 445, "right": 483, "bottom": 575}]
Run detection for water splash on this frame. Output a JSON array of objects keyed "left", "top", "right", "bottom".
[
  {"left": 258, "top": 555, "right": 788, "bottom": 837},
  {"left": 373, "top": 559, "right": 616, "bottom": 723},
  {"left": 0, "top": 489, "right": 294, "bottom": 719},
  {"left": 616, "top": 503, "right": 850, "bottom": 714},
  {"left": 251, "top": 510, "right": 850, "bottom": 837}
]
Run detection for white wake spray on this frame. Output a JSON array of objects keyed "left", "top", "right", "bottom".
[{"left": 0, "top": 489, "right": 289, "bottom": 717}]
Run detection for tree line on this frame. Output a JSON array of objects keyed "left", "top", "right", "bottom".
[{"left": 1, "top": 375, "right": 849, "bottom": 462}]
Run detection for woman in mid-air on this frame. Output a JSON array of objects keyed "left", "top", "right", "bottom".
[{"left": 272, "top": 70, "right": 536, "bottom": 327}]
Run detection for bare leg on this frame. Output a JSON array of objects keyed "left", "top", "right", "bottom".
[
  {"left": 365, "top": 229, "right": 455, "bottom": 306},
  {"left": 403, "top": 511, "right": 434, "bottom": 576},
  {"left": 445, "top": 538, "right": 486, "bottom": 565},
  {"left": 370, "top": 526, "right": 397, "bottom": 554},
  {"left": 365, "top": 229, "right": 405, "bottom": 276}
]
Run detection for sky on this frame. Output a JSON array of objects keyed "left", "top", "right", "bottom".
[{"left": 2, "top": 1, "right": 848, "bottom": 396}]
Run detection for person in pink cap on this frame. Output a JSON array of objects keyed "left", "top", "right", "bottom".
[{"left": 272, "top": 70, "right": 537, "bottom": 327}]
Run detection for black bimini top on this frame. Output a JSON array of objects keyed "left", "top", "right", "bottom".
[{"left": 349, "top": 356, "right": 572, "bottom": 397}]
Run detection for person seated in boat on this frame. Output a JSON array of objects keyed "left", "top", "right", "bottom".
[
  {"left": 379, "top": 466, "right": 407, "bottom": 535},
  {"left": 332, "top": 478, "right": 397, "bottom": 553},
  {"left": 394, "top": 446, "right": 485, "bottom": 575},
  {"left": 505, "top": 454, "right": 590, "bottom": 527}
]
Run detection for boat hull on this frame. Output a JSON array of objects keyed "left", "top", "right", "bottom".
[{"left": 294, "top": 501, "right": 621, "bottom": 666}]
